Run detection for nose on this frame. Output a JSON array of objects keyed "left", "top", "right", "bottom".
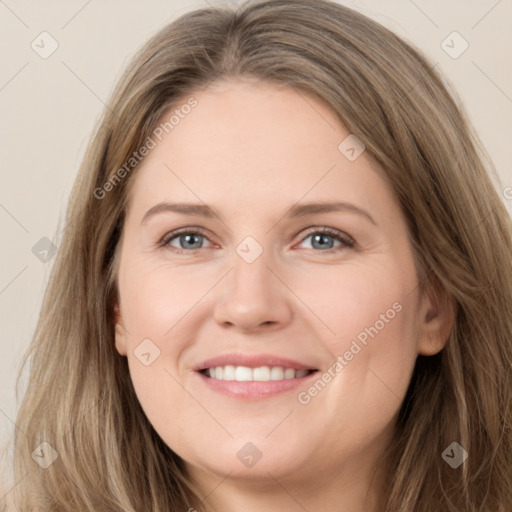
[{"left": 213, "top": 248, "right": 293, "bottom": 332}]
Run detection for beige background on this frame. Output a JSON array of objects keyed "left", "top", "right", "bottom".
[{"left": 1, "top": 0, "right": 511, "bottom": 483}]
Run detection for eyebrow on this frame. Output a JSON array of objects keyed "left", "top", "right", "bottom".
[{"left": 141, "top": 201, "right": 376, "bottom": 226}]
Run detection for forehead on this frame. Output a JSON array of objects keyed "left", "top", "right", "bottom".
[{"left": 126, "top": 78, "right": 396, "bottom": 221}]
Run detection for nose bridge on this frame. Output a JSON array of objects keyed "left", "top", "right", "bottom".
[
  {"left": 213, "top": 237, "right": 292, "bottom": 330},
  {"left": 232, "top": 242, "right": 273, "bottom": 298}
]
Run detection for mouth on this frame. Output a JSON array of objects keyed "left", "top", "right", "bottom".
[{"left": 194, "top": 354, "right": 320, "bottom": 399}]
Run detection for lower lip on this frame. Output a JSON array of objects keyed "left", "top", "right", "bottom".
[{"left": 196, "top": 370, "right": 319, "bottom": 399}]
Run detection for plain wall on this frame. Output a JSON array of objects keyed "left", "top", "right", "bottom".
[{"left": 1, "top": 0, "right": 511, "bottom": 491}]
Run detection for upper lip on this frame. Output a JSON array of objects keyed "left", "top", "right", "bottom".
[{"left": 194, "top": 353, "right": 318, "bottom": 371}]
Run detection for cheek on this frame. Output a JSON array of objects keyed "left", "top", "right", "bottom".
[
  {"left": 116, "top": 261, "right": 202, "bottom": 412},
  {"left": 299, "top": 260, "right": 419, "bottom": 414},
  {"left": 119, "top": 260, "right": 207, "bottom": 346},
  {"left": 295, "top": 259, "right": 418, "bottom": 355},
  {"left": 118, "top": 258, "right": 201, "bottom": 441}
]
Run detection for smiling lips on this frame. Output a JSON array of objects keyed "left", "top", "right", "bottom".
[{"left": 195, "top": 353, "right": 319, "bottom": 398}]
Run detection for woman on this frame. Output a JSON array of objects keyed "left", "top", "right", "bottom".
[{"left": 2, "top": 0, "right": 511, "bottom": 510}]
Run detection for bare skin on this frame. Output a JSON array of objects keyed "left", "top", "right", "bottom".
[{"left": 114, "top": 77, "right": 453, "bottom": 512}]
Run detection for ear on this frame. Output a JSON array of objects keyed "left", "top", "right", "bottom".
[
  {"left": 114, "top": 303, "right": 128, "bottom": 356},
  {"left": 417, "top": 283, "right": 455, "bottom": 356}
]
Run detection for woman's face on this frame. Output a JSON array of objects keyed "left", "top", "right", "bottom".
[{"left": 114, "top": 78, "right": 449, "bottom": 495}]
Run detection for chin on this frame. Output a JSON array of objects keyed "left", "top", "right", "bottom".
[{"left": 184, "top": 436, "right": 311, "bottom": 480}]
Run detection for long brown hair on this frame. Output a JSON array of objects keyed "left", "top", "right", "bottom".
[{"left": 2, "top": 0, "right": 511, "bottom": 510}]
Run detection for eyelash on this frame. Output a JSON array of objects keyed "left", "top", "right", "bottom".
[{"left": 158, "top": 226, "right": 355, "bottom": 255}]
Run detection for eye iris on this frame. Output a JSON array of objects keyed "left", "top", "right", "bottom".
[
  {"left": 311, "top": 233, "right": 334, "bottom": 250},
  {"left": 180, "top": 233, "right": 203, "bottom": 249}
]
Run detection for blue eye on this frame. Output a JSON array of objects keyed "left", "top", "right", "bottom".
[
  {"left": 298, "top": 228, "right": 354, "bottom": 252},
  {"left": 161, "top": 230, "right": 211, "bottom": 254},
  {"left": 159, "top": 227, "right": 355, "bottom": 255}
]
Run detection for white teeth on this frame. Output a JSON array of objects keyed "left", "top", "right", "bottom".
[
  {"left": 235, "top": 366, "right": 253, "bottom": 381},
  {"left": 270, "top": 367, "right": 284, "bottom": 380},
  {"left": 204, "top": 365, "right": 311, "bottom": 381},
  {"left": 253, "top": 366, "right": 270, "bottom": 380},
  {"left": 223, "top": 365, "right": 236, "bottom": 380},
  {"left": 284, "top": 368, "right": 296, "bottom": 379}
]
